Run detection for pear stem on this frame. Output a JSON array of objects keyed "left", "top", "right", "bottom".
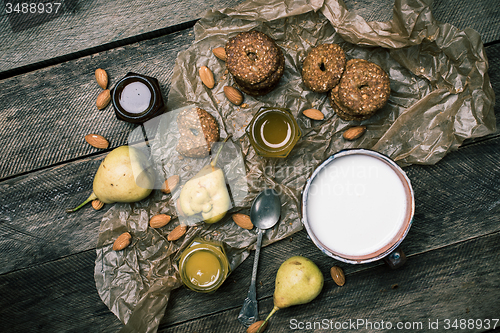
[
  {"left": 66, "top": 192, "right": 98, "bottom": 213},
  {"left": 256, "top": 306, "right": 279, "bottom": 333},
  {"left": 210, "top": 135, "right": 232, "bottom": 168}
]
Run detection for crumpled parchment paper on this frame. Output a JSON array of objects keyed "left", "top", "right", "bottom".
[{"left": 94, "top": 0, "right": 496, "bottom": 332}]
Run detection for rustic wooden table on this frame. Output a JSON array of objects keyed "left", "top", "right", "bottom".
[{"left": 1, "top": 0, "right": 499, "bottom": 332}]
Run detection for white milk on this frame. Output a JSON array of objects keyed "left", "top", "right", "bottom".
[
  {"left": 119, "top": 81, "right": 152, "bottom": 114},
  {"left": 306, "top": 154, "right": 408, "bottom": 257}
]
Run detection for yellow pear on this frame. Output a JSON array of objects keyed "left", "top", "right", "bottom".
[
  {"left": 66, "top": 146, "right": 154, "bottom": 212},
  {"left": 256, "top": 256, "right": 324, "bottom": 333}
]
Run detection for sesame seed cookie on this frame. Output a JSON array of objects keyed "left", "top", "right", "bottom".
[
  {"left": 337, "top": 59, "right": 391, "bottom": 115},
  {"left": 176, "top": 107, "right": 220, "bottom": 158},
  {"left": 302, "top": 43, "right": 346, "bottom": 93},
  {"left": 225, "top": 30, "right": 282, "bottom": 86}
]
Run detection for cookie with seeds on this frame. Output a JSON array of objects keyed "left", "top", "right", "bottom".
[
  {"left": 329, "top": 85, "right": 373, "bottom": 121},
  {"left": 176, "top": 107, "right": 220, "bottom": 158},
  {"left": 302, "top": 43, "right": 346, "bottom": 93},
  {"left": 225, "top": 30, "right": 284, "bottom": 95},
  {"left": 234, "top": 49, "right": 285, "bottom": 96},
  {"left": 337, "top": 59, "right": 391, "bottom": 115}
]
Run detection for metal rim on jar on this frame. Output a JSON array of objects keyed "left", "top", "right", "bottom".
[
  {"left": 301, "top": 148, "right": 415, "bottom": 264},
  {"left": 112, "top": 74, "right": 157, "bottom": 121}
]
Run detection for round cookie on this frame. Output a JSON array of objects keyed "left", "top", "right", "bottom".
[
  {"left": 329, "top": 85, "right": 373, "bottom": 121},
  {"left": 225, "top": 30, "right": 282, "bottom": 86},
  {"left": 234, "top": 50, "right": 285, "bottom": 96},
  {"left": 302, "top": 43, "right": 346, "bottom": 93},
  {"left": 337, "top": 59, "right": 391, "bottom": 114},
  {"left": 176, "top": 107, "right": 220, "bottom": 158}
]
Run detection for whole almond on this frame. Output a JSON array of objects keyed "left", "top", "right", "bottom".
[
  {"left": 303, "top": 108, "right": 324, "bottom": 120},
  {"left": 168, "top": 225, "right": 187, "bottom": 241},
  {"left": 232, "top": 213, "right": 253, "bottom": 230},
  {"left": 161, "top": 175, "right": 180, "bottom": 194},
  {"left": 96, "top": 89, "right": 111, "bottom": 109},
  {"left": 224, "top": 86, "right": 243, "bottom": 106},
  {"left": 199, "top": 66, "right": 215, "bottom": 89},
  {"left": 95, "top": 68, "right": 108, "bottom": 89},
  {"left": 113, "top": 232, "right": 132, "bottom": 251},
  {"left": 343, "top": 126, "right": 367, "bottom": 141},
  {"left": 149, "top": 214, "right": 171, "bottom": 228},
  {"left": 85, "top": 134, "right": 109, "bottom": 149},
  {"left": 330, "top": 266, "right": 345, "bottom": 286},
  {"left": 91, "top": 199, "right": 104, "bottom": 210},
  {"left": 212, "top": 47, "right": 227, "bottom": 61},
  {"left": 247, "top": 320, "right": 268, "bottom": 333}
]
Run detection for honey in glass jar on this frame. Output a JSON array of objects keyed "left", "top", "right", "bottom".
[
  {"left": 246, "top": 107, "right": 301, "bottom": 158},
  {"left": 178, "top": 239, "right": 230, "bottom": 293}
]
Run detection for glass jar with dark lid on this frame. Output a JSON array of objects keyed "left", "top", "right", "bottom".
[{"left": 111, "top": 72, "right": 165, "bottom": 124}]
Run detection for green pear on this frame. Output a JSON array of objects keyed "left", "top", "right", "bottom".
[
  {"left": 256, "top": 256, "right": 324, "bottom": 333},
  {"left": 66, "top": 146, "right": 155, "bottom": 213},
  {"left": 178, "top": 137, "right": 231, "bottom": 224}
]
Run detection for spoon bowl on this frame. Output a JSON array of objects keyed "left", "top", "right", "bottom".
[
  {"left": 238, "top": 188, "right": 281, "bottom": 327},
  {"left": 250, "top": 189, "right": 282, "bottom": 230}
]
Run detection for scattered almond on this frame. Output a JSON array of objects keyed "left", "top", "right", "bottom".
[
  {"left": 149, "top": 214, "right": 172, "bottom": 228},
  {"left": 113, "top": 232, "right": 132, "bottom": 251},
  {"left": 224, "top": 86, "right": 243, "bottom": 106},
  {"left": 247, "top": 320, "right": 268, "bottom": 333},
  {"left": 161, "top": 175, "right": 180, "bottom": 194},
  {"left": 212, "top": 47, "right": 227, "bottom": 61},
  {"left": 168, "top": 225, "right": 187, "bottom": 241},
  {"left": 96, "top": 89, "right": 111, "bottom": 109},
  {"left": 199, "top": 66, "right": 215, "bottom": 89},
  {"left": 91, "top": 199, "right": 104, "bottom": 210},
  {"left": 343, "top": 126, "right": 367, "bottom": 141},
  {"left": 95, "top": 68, "right": 108, "bottom": 89},
  {"left": 232, "top": 213, "right": 253, "bottom": 230},
  {"left": 330, "top": 266, "right": 345, "bottom": 286},
  {"left": 85, "top": 133, "right": 109, "bottom": 149},
  {"left": 303, "top": 108, "right": 324, "bottom": 120}
]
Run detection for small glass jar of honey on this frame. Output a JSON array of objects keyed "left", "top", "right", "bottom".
[
  {"left": 178, "top": 238, "right": 230, "bottom": 293},
  {"left": 246, "top": 107, "right": 301, "bottom": 158},
  {"left": 111, "top": 72, "right": 165, "bottom": 124}
]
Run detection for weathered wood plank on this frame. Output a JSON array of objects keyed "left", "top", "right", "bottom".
[
  {"left": 1, "top": 132, "right": 499, "bottom": 312},
  {"left": 0, "top": 0, "right": 498, "bottom": 75},
  {"left": 0, "top": 37, "right": 499, "bottom": 181},
  {"left": 160, "top": 231, "right": 500, "bottom": 332},
  {"left": 0, "top": 249, "right": 123, "bottom": 333},
  {"left": 1, "top": 228, "right": 498, "bottom": 332},
  {"left": 0, "top": 28, "right": 194, "bottom": 180},
  {"left": 0, "top": 0, "right": 247, "bottom": 74}
]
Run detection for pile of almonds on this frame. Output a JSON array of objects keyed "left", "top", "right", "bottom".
[{"left": 95, "top": 68, "right": 111, "bottom": 110}]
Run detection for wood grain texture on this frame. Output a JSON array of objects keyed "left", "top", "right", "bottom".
[
  {"left": 0, "top": 39, "right": 499, "bottom": 181},
  {"left": 0, "top": 154, "right": 105, "bottom": 275},
  {"left": 0, "top": 135, "right": 499, "bottom": 331},
  {"left": 0, "top": 0, "right": 247, "bottom": 74},
  {"left": 1, "top": 229, "right": 498, "bottom": 332},
  {"left": 0, "top": 249, "right": 123, "bottom": 333},
  {"left": 0, "top": 28, "right": 194, "bottom": 180},
  {"left": 0, "top": 0, "right": 498, "bottom": 75},
  {"left": 160, "top": 231, "right": 500, "bottom": 332}
]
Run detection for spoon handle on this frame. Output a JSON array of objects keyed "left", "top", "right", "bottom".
[
  {"left": 251, "top": 229, "right": 264, "bottom": 288},
  {"left": 238, "top": 229, "right": 263, "bottom": 326}
]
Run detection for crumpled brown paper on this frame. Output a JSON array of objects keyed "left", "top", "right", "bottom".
[{"left": 94, "top": 0, "right": 496, "bottom": 332}]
